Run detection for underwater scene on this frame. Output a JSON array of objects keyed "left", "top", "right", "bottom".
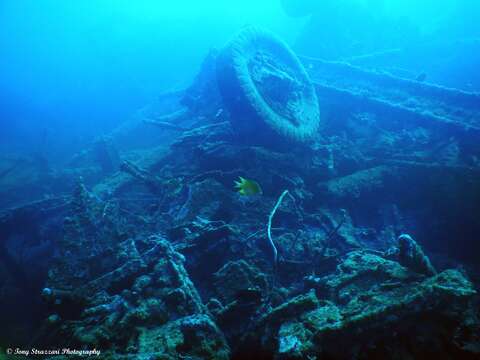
[{"left": 1, "top": 0, "right": 480, "bottom": 359}]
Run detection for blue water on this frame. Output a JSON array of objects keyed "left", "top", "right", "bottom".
[
  {"left": 1, "top": 0, "right": 479, "bottom": 162},
  {"left": 1, "top": 1, "right": 480, "bottom": 357}
]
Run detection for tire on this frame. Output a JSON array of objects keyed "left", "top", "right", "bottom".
[{"left": 216, "top": 27, "right": 320, "bottom": 146}]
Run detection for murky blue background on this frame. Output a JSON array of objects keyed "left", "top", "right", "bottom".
[{"left": 1, "top": 0, "right": 479, "bottom": 161}]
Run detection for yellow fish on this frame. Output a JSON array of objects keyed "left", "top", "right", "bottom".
[{"left": 234, "top": 176, "right": 263, "bottom": 196}]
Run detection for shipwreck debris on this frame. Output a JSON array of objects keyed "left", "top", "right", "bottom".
[{"left": 216, "top": 26, "right": 320, "bottom": 146}]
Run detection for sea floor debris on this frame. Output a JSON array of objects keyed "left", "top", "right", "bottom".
[{"left": 0, "top": 29, "right": 480, "bottom": 359}]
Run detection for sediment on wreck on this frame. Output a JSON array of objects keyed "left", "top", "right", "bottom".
[{"left": 1, "top": 27, "right": 479, "bottom": 359}]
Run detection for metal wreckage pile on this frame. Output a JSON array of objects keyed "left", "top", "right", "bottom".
[{"left": 1, "top": 27, "right": 480, "bottom": 359}]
